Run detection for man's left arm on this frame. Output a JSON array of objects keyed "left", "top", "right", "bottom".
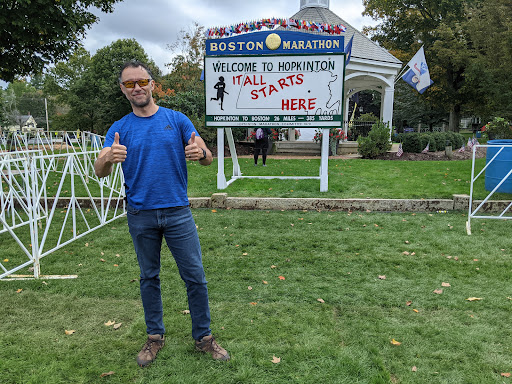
[{"left": 185, "top": 132, "right": 213, "bottom": 166}]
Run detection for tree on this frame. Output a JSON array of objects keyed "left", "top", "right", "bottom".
[
  {"left": 163, "top": 23, "right": 206, "bottom": 93},
  {"left": 362, "top": 0, "right": 481, "bottom": 131},
  {"left": 0, "top": 0, "right": 121, "bottom": 82},
  {"left": 462, "top": 0, "right": 512, "bottom": 120}
]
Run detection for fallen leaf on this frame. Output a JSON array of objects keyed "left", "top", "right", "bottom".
[
  {"left": 390, "top": 339, "right": 401, "bottom": 346},
  {"left": 412, "top": 366, "right": 417, "bottom": 372},
  {"left": 211, "top": 209, "right": 217, "bottom": 213},
  {"left": 413, "top": 309, "right": 419, "bottom": 313},
  {"left": 272, "top": 355, "right": 281, "bottom": 364},
  {"left": 113, "top": 323, "right": 122, "bottom": 330},
  {"left": 100, "top": 258, "right": 106, "bottom": 262},
  {"left": 405, "top": 241, "right": 410, "bottom": 244},
  {"left": 378, "top": 275, "right": 386, "bottom": 280},
  {"left": 104, "top": 320, "right": 115, "bottom": 326},
  {"left": 85, "top": 243, "right": 89, "bottom": 247},
  {"left": 3, "top": 259, "right": 9, "bottom": 262},
  {"left": 65, "top": 329, "right": 76, "bottom": 335},
  {"left": 466, "top": 297, "right": 482, "bottom": 301},
  {"left": 248, "top": 286, "right": 253, "bottom": 290},
  {"left": 113, "top": 264, "right": 119, "bottom": 267},
  {"left": 406, "top": 301, "right": 413, "bottom": 306},
  {"left": 182, "top": 310, "right": 190, "bottom": 315},
  {"left": 100, "top": 371, "right": 115, "bottom": 378},
  {"left": 262, "top": 280, "right": 268, "bottom": 285},
  {"left": 242, "top": 252, "right": 248, "bottom": 256},
  {"left": 501, "top": 373, "right": 511, "bottom": 378},
  {"left": 411, "top": 252, "right": 416, "bottom": 256},
  {"left": 441, "top": 282, "right": 451, "bottom": 287},
  {"left": 278, "top": 276, "right": 285, "bottom": 280},
  {"left": 116, "top": 254, "right": 120, "bottom": 257},
  {"left": 403, "top": 251, "right": 410, "bottom": 255},
  {"left": 317, "top": 298, "right": 325, "bottom": 303},
  {"left": 433, "top": 289, "right": 443, "bottom": 294},
  {"left": 473, "top": 259, "right": 478, "bottom": 262},
  {"left": 250, "top": 302, "right": 258, "bottom": 306},
  {"left": 270, "top": 265, "right": 277, "bottom": 269},
  {"left": 16, "top": 288, "right": 23, "bottom": 293}
]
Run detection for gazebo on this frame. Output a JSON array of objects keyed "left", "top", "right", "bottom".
[{"left": 291, "top": 0, "right": 402, "bottom": 141}]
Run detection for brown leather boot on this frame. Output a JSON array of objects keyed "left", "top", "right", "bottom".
[
  {"left": 195, "top": 334, "right": 230, "bottom": 361},
  {"left": 136, "top": 334, "right": 165, "bottom": 367}
]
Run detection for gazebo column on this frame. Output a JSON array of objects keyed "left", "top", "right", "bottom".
[
  {"left": 380, "top": 85, "right": 395, "bottom": 130},
  {"left": 343, "top": 96, "right": 350, "bottom": 141}
]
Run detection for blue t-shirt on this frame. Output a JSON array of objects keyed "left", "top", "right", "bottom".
[{"left": 103, "top": 107, "right": 197, "bottom": 210}]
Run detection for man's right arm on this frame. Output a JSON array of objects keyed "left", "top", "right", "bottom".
[{"left": 94, "top": 132, "right": 127, "bottom": 178}]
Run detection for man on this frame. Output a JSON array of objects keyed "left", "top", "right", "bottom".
[{"left": 94, "top": 60, "right": 229, "bottom": 366}]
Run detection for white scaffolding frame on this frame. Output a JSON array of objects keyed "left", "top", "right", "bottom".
[{"left": 466, "top": 143, "right": 512, "bottom": 235}]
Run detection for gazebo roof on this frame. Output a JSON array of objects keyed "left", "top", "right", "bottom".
[{"left": 290, "top": 6, "right": 402, "bottom": 65}]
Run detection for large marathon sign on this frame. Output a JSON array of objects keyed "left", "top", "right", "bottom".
[{"left": 204, "top": 31, "right": 346, "bottom": 128}]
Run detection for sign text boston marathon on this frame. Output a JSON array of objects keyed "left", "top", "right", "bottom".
[{"left": 205, "top": 31, "right": 345, "bottom": 128}]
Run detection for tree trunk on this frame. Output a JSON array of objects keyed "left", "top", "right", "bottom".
[{"left": 449, "top": 104, "right": 461, "bottom": 132}]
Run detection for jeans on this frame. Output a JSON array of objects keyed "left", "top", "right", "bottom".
[{"left": 126, "top": 205, "right": 211, "bottom": 340}]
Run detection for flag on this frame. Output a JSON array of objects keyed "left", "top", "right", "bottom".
[
  {"left": 422, "top": 142, "right": 430, "bottom": 153},
  {"left": 472, "top": 137, "right": 479, "bottom": 146},
  {"left": 458, "top": 144, "right": 465, "bottom": 152},
  {"left": 467, "top": 137, "right": 473, "bottom": 149},
  {"left": 200, "top": 69, "right": 204, "bottom": 81},
  {"left": 344, "top": 34, "right": 354, "bottom": 66},
  {"left": 402, "top": 46, "right": 433, "bottom": 94},
  {"left": 396, "top": 143, "right": 404, "bottom": 157}
]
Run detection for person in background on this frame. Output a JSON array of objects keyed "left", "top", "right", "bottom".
[
  {"left": 254, "top": 127, "right": 272, "bottom": 166},
  {"left": 94, "top": 60, "right": 230, "bottom": 367}
]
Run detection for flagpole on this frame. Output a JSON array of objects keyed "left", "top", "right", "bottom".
[{"left": 394, "top": 65, "right": 409, "bottom": 84}]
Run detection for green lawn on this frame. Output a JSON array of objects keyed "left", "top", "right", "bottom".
[
  {"left": 1, "top": 209, "right": 511, "bottom": 383},
  {"left": 187, "top": 157, "right": 509, "bottom": 200}
]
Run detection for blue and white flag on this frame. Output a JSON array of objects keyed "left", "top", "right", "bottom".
[
  {"left": 344, "top": 34, "right": 354, "bottom": 66},
  {"left": 402, "top": 46, "right": 433, "bottom": 94}
]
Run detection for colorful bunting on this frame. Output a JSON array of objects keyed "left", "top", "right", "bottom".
[{"left": 206, "top": 18, "right": 347, "bottom": 38}]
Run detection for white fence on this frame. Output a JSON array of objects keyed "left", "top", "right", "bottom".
[
  {"left": 0, "top": 131, "right": 125, "bottom": 280},
  {"left": 467, "top": 143, "right": 512, "bottom": 234}
]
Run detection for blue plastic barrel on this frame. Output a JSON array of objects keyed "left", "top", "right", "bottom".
[{"left": 485, "top": 139, "right": 512, "bottom": 193}]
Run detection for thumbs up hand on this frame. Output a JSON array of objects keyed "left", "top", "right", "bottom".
[
  {"left": 185, "top": 132, "right": 203, "bottom": 161},
  {"left": 108, "top": 132, "right": 127, "bottom": 164}
]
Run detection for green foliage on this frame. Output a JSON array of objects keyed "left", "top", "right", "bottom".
[
  {"left": 357, "top": 121, "right": 392, "bottom": 158},
  {"left": 398, "top": 132, "right": 465, "bottom": 153},
  {"left": 357, "top": 112, "right": 379, "bottom": 122},
  {"left": 362, "top": 0, "right": 487, "bottom": 131},
  {"left": 163, "top": 23, "right": 205, "bottom": 94},
  {"left": 0, "top": 0, "right": 121, "bottom": 82},
  {"left": 482, "top": 117, "right": 512, "bottom": 140},
  {"left": 44, "top": 39, "right": 158, "bottom": 134}
]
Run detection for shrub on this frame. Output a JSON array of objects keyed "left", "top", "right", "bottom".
[
  {"left": 482, "top": 117, "right": 512, "bottom": 139},
  {"left": 402, "top": 133, "right": 422, "bottom": 153},
  {"left": 398, "top": 132, "right": 465, "bottom": 153},
  {"left": 357, "top": 121, "right": 392, "bottom": 158}
]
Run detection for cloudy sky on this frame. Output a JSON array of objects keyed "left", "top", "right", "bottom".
[{"left": 83, "top": 0, "right": 378, "bottom": 74}]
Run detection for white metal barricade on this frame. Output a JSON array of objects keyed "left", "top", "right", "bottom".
[
  {"left": 1, "top": 133, "right": 124, "bottom": 280},
  {"left": 467, "top": 143, "right": 512, "bottom": 234}
]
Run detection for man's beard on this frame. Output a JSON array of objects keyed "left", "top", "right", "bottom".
[{"left": 129, "top": 93, "right": 151, "bottom": 108}]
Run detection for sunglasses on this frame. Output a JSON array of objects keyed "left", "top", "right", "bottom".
[{"left": 121, "top": 79, "right": 151, "bottom": 88}]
